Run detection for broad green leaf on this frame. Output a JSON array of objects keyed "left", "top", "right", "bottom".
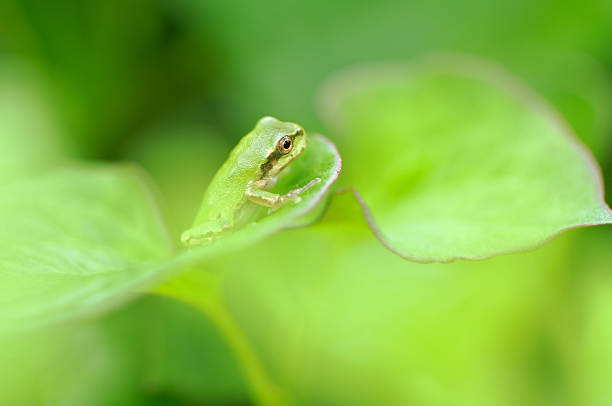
[
  {"left": 0, "top": 134, "right": 340, "bottom": 334},
  {"left": 318, "top": 55, "right": 612, "bottom": 262},
  {"left": 0, "top": 165, "right": 172, "bottom": 334}
]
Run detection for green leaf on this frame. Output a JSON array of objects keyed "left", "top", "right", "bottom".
[
  {"left": 0, "top": 134, "right": 340, "bottom": 334},
  {"left": 0, "top": 165, "right": 173, "bottom": 334},
  {"left": 318, "top": 55, "right": 612, "bottom": 262}
]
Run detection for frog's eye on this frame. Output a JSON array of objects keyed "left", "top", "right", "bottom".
[{"left": 278, "top": 136, "right": 293, "bottom": 154}]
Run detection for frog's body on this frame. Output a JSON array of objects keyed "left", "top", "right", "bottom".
[{"left": 181, "top": 117, "right": 319, "bottom": 247}]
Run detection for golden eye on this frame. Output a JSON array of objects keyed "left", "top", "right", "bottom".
[{"left": 278, "top": 135, "right": 293, "bottom": 154}]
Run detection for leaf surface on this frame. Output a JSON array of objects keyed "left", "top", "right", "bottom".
[{"left": 318, "top": 56, "right": 612, "bottom": 262}]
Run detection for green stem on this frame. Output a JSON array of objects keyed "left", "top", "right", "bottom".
[
  {"left": 154, "top": 271, "right": 289, "bottom": 406},
  {"left": 201, "top": 298, "right": 289, "bottom": 406}
]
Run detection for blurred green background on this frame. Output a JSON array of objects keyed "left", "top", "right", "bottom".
[{"left": 1, "top": 1, "right": 612, "bottom": 405}]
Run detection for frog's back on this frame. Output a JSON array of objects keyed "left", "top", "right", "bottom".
[{"left": 191, "top": 131, "right": 263, "bottom": 231}]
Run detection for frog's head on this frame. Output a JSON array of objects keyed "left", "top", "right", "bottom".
[{"left": 256, "top": 116, "right": 307, "bottom": 177}]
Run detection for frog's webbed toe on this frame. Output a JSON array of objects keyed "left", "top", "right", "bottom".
[
  {"left": 181, "top": 219, "right": 233, "bottom": 247},
  {"left": 181, "top": 231, "right": 213, "bottom": 247},
  {"left": 181, "top": 227, "right": 217, "bottom": 248}
]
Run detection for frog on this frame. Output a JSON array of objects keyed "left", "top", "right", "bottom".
[{"left": 181, "top": 116, "right": 320, "bottom": 247}]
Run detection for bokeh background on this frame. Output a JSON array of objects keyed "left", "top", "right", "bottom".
[{"left": 1, "top": 1, "right": 612, "bottom": 405}]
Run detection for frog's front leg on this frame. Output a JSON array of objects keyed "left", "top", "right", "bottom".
[{"left": 246, "top": 177, "right": 321, "bottom": 210}]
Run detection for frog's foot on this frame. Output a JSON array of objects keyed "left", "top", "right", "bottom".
[
  {"left": 295, "top": 177, "right": 321, "bottom": 194},
  {"left": 269, "top": 177, "right": 321, "bottom": 213},
  {"left": 180, "top": 230, "right": 215, "bottom": 248}
]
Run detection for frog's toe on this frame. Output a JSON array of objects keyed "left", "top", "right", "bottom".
[
  {"left": 181, "top": 229, "right": 216, "bottom": 247},
  {"left": 180, "top": 231, "right": 194, "bottom": 247}
]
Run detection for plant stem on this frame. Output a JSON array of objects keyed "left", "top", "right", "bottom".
[{"left": 154, "top": 271, "right": 290, "bottom": 406}]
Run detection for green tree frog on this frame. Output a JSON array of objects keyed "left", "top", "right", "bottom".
[{"left": 181, "top": 116, "right": 320, "bottom": 247}]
